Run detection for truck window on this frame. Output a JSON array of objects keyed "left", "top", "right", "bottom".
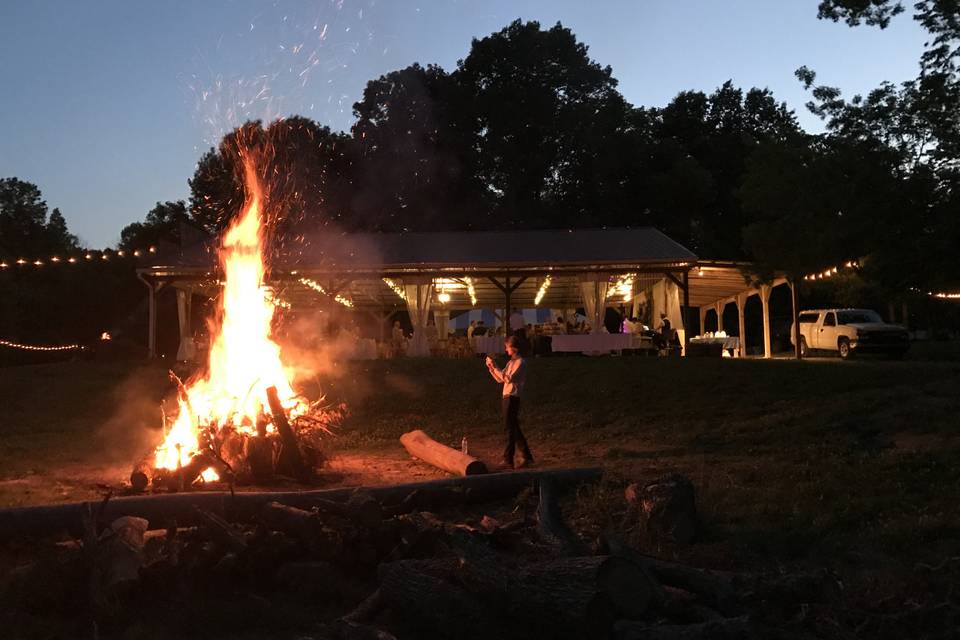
[
  {"left": 824, "top": 312, "right": 836, "bottom": 327},
  {"left": 837, "top": 310, "right": 882, "bottom": 324},
  {"left": 798, "top": 313, "right": 819, "bottom": 324}
]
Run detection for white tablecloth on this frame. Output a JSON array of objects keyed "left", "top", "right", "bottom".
[
  {"left": 472, "top": 335, "right": 505, "bottom": 354},
  {"left": 689, "top": 336, "right": 740, "bottom": 356},
  {"left": 550, "top": 333, "right": 647, "bottom": 353}
]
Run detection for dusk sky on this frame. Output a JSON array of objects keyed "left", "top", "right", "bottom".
[{"left": 0, "top": 1, "right": 927, "bottom": 248}]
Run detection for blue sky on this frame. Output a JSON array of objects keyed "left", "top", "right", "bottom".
[{"left": 0, "top": 1, "right": 927, "bottom": 248}]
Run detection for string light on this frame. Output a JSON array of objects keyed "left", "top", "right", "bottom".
[
  {"left": 803, "top": 261, "right": 859, "bottom": 281},
  {"left": 534, "top": 276, "right": 552, "bottom": 306},
  {"left": 464, "top": 277, "right": 478, "bottom": 306},
  {"left": 299, "top": 277, "right": 354, "bottom": 308},
  {"left": 0, "top": 246, "right": 157, "bottom": 270},
  {"left": 0, "top": 338, "right": 85, "bottom": 352},
  {"left": 383, "top": 278, "right": 406, "bottom": 301},
  {"left": 607, "top": 273, "right": 635, "bottom": 303}
]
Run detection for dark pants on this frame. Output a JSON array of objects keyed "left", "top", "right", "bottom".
[{"left": 502, "top": 395, "right": 532, "bottom": 464}]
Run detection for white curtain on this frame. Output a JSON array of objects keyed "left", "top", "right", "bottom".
[
  {"left": 651, "top": 278, "right": 685, "bottom": 351},
  {"left": 434, "top": 309, "right": 450, "bottom": 340},
  {"left": 403, "top": 281, "right": 434, "bottom": 357},
  {"left": 579, "top": 277, "right": 610, "bottom": 334}
]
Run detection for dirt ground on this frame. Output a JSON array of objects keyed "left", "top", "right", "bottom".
[{"left": 0, "top": 433, "right": 608, "bottom": 508}]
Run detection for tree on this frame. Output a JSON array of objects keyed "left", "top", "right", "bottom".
[
  {"left": 188, "top": 118, "right": 354, "bottom": 247},
  {"left": 804, "top": 1, "right": 960, "bottom": 296},
  {"left": 350, "top": 63, "right": 480, "bottom": 231},
  {"left": 0, "top": 178, "right": 79, "bottom": 256},
  {"left": 453, "top": 20, "right": 635, "bottom": 229},
  {"left": 740, "top": 142, "right": 844, "bottom": 357},
  {"left": 118, "top": 201, "right": 190, "bottom": 251},
  {"left": 650, "top": 82, "right": 803, "bottom": 257}
]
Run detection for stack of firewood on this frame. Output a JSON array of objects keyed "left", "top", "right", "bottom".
[{"left": 0, "top": 470, "right": 839, "bottom": 639}]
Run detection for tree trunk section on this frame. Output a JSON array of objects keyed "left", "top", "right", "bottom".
[
  {"left": 400, "top": 430, "right": 488, "bottom": 476},
  {"left": 536, "top": 478, "right": 588, "bottom": 556}
]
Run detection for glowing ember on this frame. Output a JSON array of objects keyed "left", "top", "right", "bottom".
[{"left": 154, "top": 156, "right": 306, "bottom": 473}]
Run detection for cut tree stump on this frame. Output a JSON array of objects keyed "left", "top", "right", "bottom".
[
  {"left": 0, "top": 467, "right": 601, "bottom": 540},
  {"left": 400, "top": 429, "right": 488, "bottom": 476},
  {"left": 627, "top": 473, "right": 697, "bottom": 544}
]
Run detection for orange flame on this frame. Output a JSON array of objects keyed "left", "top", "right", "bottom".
[{"left": 154, "top": 156, "right": 305, "bottom": 476}]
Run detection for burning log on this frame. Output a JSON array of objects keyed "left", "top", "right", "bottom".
[
  {"left": 400, "top": 430, "right": 488, "bottom": 476},
  {"left": 266, "top": 385, "right": 310, "bottom": 482},
  {"left": 129, "top": 456, "right": 152, "bottom": 493},
  {"left": 150, "top": 451, "right": 221, "bottom": 492},
  {"left": 244, "top": 424, "right": 275, "bottom": 482},
  {"left": 0, "top": 467, "right": 602, "bottom": 540}
]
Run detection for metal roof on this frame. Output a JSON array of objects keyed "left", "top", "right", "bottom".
[{"left": 142, "top": 227, "right": 697, "bottom": 277}]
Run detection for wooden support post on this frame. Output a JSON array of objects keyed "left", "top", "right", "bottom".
[
  {"left": 147, "top": 282, "right": 156, "bottom": 359},
  {"left": 760, "top": 285, "right": 772, "bottom": 359},
  {"left": 790, "top": 280, "right": 801, "bottom": 359},
  {"left": 682, "top": 270, "right": 690, "bottom": 356},
  {"left": 138, "top": 275, "right": 160, "bottom": 359},
  {"left": 505, "top": 276, "right": 512, "bottom": 335},
  {"left": 699, "top": 306, "right": 707, "bottom": 335},
  {"left": 715, "top": 302, "right": 724, "bottom": 334},
  {"left": 736, "top": 293, "right": 746, "bottom": 358}
]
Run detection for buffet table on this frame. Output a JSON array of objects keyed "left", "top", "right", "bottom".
[
  {"left": 550, "top": 333, "right": 651, "bottom": 353},
  {"left": 472, "top": 335, "right": 505, "bottom": 354},
  {"left": 687, "top": 336, "right": 740, "bottom": 357}
]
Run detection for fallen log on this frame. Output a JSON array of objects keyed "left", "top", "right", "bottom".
[
  {"left": 0, "top": 467, "right": 602, "bottom": 541},
  {"left": 613, "top": 616, "right": 754, "bottom": 640},
  {"left": 378, "top": 558, "right": 505, "bottom": 638},
  {"left": 313, "top": 490, "right": 384, "bottom": 529},
  {"left": 400, "top": 429, "right": 488, "bottom": 476},
  {"left": 510, "top": 556, "right": 657, "bottom": 633},
  {"left": 605, "top": 535, "right": 737, "bottom": 616},
  {"left": 194, "top": 507, "right": 247, "bottom": 553},
  {"left": 332, "top": 620, "right": 398, "bottom": 640}
]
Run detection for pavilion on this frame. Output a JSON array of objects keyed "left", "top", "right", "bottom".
[{"left": 137, "top": 227, "right": 792, "bottom": 359}]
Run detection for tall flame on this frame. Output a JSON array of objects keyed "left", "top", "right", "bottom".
[{"left": 155, "top": 157, "right": 304, "bottom": 472}]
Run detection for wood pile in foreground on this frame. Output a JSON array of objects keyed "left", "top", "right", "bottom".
[{"left": 0, "top": 470, "right": 839, "bottom": 639}]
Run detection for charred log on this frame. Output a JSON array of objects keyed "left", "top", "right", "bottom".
[{"left": 265, "top": 385, "right": 310, "bottom": 482}]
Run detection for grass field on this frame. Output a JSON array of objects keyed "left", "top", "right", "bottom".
[{"left": 2, "top": 347, "right": 959, "bottom": 629}]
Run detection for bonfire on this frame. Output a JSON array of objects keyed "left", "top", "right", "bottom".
[{"left": 132, "top": 155, "right": 342, "bottom": 492}]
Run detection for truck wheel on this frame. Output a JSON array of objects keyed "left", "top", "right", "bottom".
[
  {"left": 838, "top": 337, "right": 852, "bottom": 359},
  {"left": 799, "top": 336, "right": 808, "bottom": 358}
]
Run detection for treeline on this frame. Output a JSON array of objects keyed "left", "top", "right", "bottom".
[{"left": 3, "top": 13, "right": 960, "bottom": 353}]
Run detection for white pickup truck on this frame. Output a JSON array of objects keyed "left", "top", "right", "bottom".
[{"left": 791, "top": 308, "right": 910, "bottom": 359}]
